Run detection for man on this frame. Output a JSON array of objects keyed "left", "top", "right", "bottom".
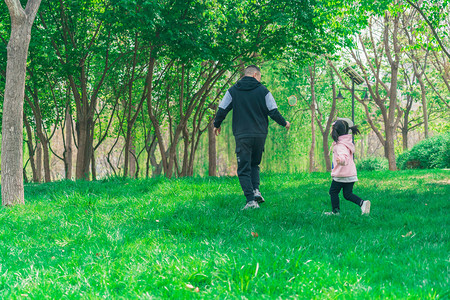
[{"left": 214, "top": 65, "right": 291, "bottom": 210}]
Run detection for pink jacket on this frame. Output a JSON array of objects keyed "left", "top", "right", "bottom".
[{"left": 331, "top": 134, "right": 357, "bottom": 177}]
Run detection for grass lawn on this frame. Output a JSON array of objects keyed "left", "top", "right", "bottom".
[{"left": 0, "top": 170, "right": 448, "bottom": 299}]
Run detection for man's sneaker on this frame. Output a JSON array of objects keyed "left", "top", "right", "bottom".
[
  {"left": 361, "top": 200, "right": 371, "bottom": 215},
  {"left": 324, "top": 211, "right": 340, "bottom": 216},
  {"left": 242, "top": 200, "right": 260, "bottom": 210},
  {"left": 254, "top": 189, "right": 265, "bottom": 204}
]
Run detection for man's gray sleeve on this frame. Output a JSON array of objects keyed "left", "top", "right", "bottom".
[
  {"left": 266, "top": 92, "right": 287, "bottom": 127},
  {"left": 214, "top": 91, "right": 233, "bottom": 128},
  {"left": 219, "top": 91, "right": 233, "bottom": 109},
  {"left": 265, "top": 92, "right": 278, "bottom": 110}
]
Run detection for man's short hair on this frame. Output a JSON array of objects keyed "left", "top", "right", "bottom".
[{"left": 244, "top": 65, "right": 261, "bottom": 76}]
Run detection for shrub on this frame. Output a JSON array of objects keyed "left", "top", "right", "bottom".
[
  {"left": 396, "top": 152, "right": 409, "bottom": 170},
  {"left": 356, "top": 156, "right": 389, "bottom": 171},
  {"left": 397, "top": 132, "right": 450, "bottom": 170}
]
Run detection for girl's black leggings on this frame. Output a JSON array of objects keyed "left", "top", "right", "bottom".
[{"left": 329, "top": 180, "right": 363, "bottom": 213}]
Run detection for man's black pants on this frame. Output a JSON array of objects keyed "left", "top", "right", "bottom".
[
  {"left": 235, "top": 136, "right": 266, "bottom": 203},
  {"left": 329, "top": 180, "right": 363, "bottom": 213}
]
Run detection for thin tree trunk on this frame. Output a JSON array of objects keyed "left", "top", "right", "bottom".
[
  {"left": 208, "top": 120, "right": 217, "bottom": 176},
  {"left": 181, "top": 128, "right": 190, "bottom": 176},
  {"left": 323, "top": 71, "right": 336, "bottom": 172},
  {"left": 24, "top": 114, "right": 38, "bottom": 182},
  {"left": 64, "top": 109, "right": 73, "bottom": 179},
  {"left": 416, "top": 74, "right": 429, "bottom": 138},
  {"left": 309, "top": 108, "right": 316, "bottom": 173},
  {"left": 91, "top": 152, "right": 97, "bottom": 181},
  {"left": 123, "top": 128, "right": 131, "bottom": 177},
  {"left": 308, "top": 65, "right": 316, "bottom": 173},
  {"left": 129, "top": 134, "right": 136, "bottom": 178},
  {"left": 36, "top": 141, "right": 42, "bottom": 182},
  {"left": 41, "top": 136, "right": 51, "bottom": 182}
]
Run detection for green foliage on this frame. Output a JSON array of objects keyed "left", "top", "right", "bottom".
[
  {"left": 397, "top": 132, "right": 450, "bottom": 169},
  {"left": 0, "top": 170, "right": 448, "bottom": 298},
  {"left": 356, "top": 156, "right": 389, "bottom": 171}
]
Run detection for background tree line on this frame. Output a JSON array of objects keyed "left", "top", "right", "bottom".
[{"left": 1, "top": 0, "right": 449, "bottom": 205}]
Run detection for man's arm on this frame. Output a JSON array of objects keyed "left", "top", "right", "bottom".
[
  {"left": 213, "top": 90, "right": 233, "bottom": 135},
  {"left": 265, "top": 92, "right": 289, "bottom": 129}
]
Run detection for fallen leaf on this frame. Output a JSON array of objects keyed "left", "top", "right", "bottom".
[
  {"left": 194, "top": 287, "right": 200, "bottom": 292},
  {"left": 402, "top": 231, "right": 413, "bottom": 237},
  {"left": 251, "top": 232, "right": 258, "bottom": 237},
  {"left": 156, "top": 220, "right": 160, "bottom": 223},
  {"left": 186, "top": 284, "right": 194, "bottom": 289}
]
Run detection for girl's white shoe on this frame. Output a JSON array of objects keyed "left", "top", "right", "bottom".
[{"left": 361, "top": 200, "right": 371, "bottom": 215}]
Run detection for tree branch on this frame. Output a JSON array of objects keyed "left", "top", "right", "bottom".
[{"left": 405, "top": 0, "right": 450, "bottom": 59}]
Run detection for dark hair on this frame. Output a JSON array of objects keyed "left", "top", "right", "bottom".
[{"left": 331, "top": 119, "right": 360, "bottom": 142}]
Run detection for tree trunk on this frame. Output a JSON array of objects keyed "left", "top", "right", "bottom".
[
  {"left": 208, "top": 120, "right": 217, "bottom": 176},
  {"left": 308, "top": 65, "right": 316, "bottom": 173},
  {"left": 181, "top": 128, "right": 190, "bottom": 176},
  {"left": 147, "top": 135, "right": 163, "bottom": 177},
  {"left": 123, "top": 127, "right": 131, "bottom": 177},
  {"left": 64, "top": 109, "right": 73, "bottom": 179},
  {"left": 309, "top": 107, "right": 316, "bottom": 173},
  {"left": 25, "top": 91, "right": 51, "bottom": 182},
  {"left": 417, "top": 75, "right": 429, "bottom": 138},
  {"left": 146, "top": 57, "right": 171, "bottom": 177},
  {"left": 2, "top": 0, "right": 41, "bottom": 205},
  {"left": 129, "top": 134, "right": 137, "bottom": 178},
  {"left": 385, "top": 124, "right": 397, "bottom": 170},
  {"left": 323, "top": 135, "right": 331, "bottom": 172},
  {"left": 75, "top": 114, "right": 94, "bottom": 180},
  {"left": 41, "top": 135, "right": 51, "bottom": 182},
  {"left": 402, "top": 127, "right": 408, "bottom": 150},
  {"left": 91, "top": 152, "right": 97, "bottom": 181},
  {"left": 402, "top": 103, "right": 410, "bottom": 151},
  {"left": 36, "top": 141, "right": 42, "bottom": 182},
  {"left": 321, "top": 63, "right": 338, "bottom": 172},
  {"left": 24, "top": 114, "right": 38, "bottom": 182}
]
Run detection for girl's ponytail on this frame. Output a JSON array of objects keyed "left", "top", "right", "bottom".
[{"left": 349, "top": 125, "right": 360, "bottom": 136}]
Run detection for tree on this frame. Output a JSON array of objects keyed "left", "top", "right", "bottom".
[
  {"left": 2, "top": 0, "right": 41, "bottom": 205},
  {"left": 318, "top": 63, "right": 338, "bottom": 172},
  {"left": 37, "top": 0, "right": 121, "bottom": 180},
  {"left": 405, "top": 0, "right": 449, "bottom": 59},
  {"left": 331, "top": 6, "right": 406, "bottom": 170}
]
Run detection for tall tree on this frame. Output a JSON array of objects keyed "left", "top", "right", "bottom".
[
  {"left": 332, "top": 6, "right": 406, "bottom": 170},
  {"left": 2, "top": 0, "right": 41, "bottom": 205},
  {"left": 318, "top": 63, "right": 338, "bottom": 172},
  {"left": 308, "top": 64, "right": 318, "bottom": 173},
  {"left": 37, "top": 0, "right": 120, "bottom": 180}
]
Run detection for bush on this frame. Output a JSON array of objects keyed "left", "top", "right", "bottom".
[
  {"left": 356, "top": 156, "right": 389, "bottom": 171},
  {"left": 397, "top": 132, "right": 450, "bottom": 170}
]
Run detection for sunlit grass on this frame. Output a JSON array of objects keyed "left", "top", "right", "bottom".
[{"left": 0, "top": 170, "right": 448, "bottom": 298}]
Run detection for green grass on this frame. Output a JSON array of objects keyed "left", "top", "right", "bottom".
[{"left": 0, "top": 170, "right": 449, "bottom": 299}]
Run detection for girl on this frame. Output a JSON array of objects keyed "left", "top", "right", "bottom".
[{"left": 325, "top": 118, "right": 371, "bottom": 215}]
